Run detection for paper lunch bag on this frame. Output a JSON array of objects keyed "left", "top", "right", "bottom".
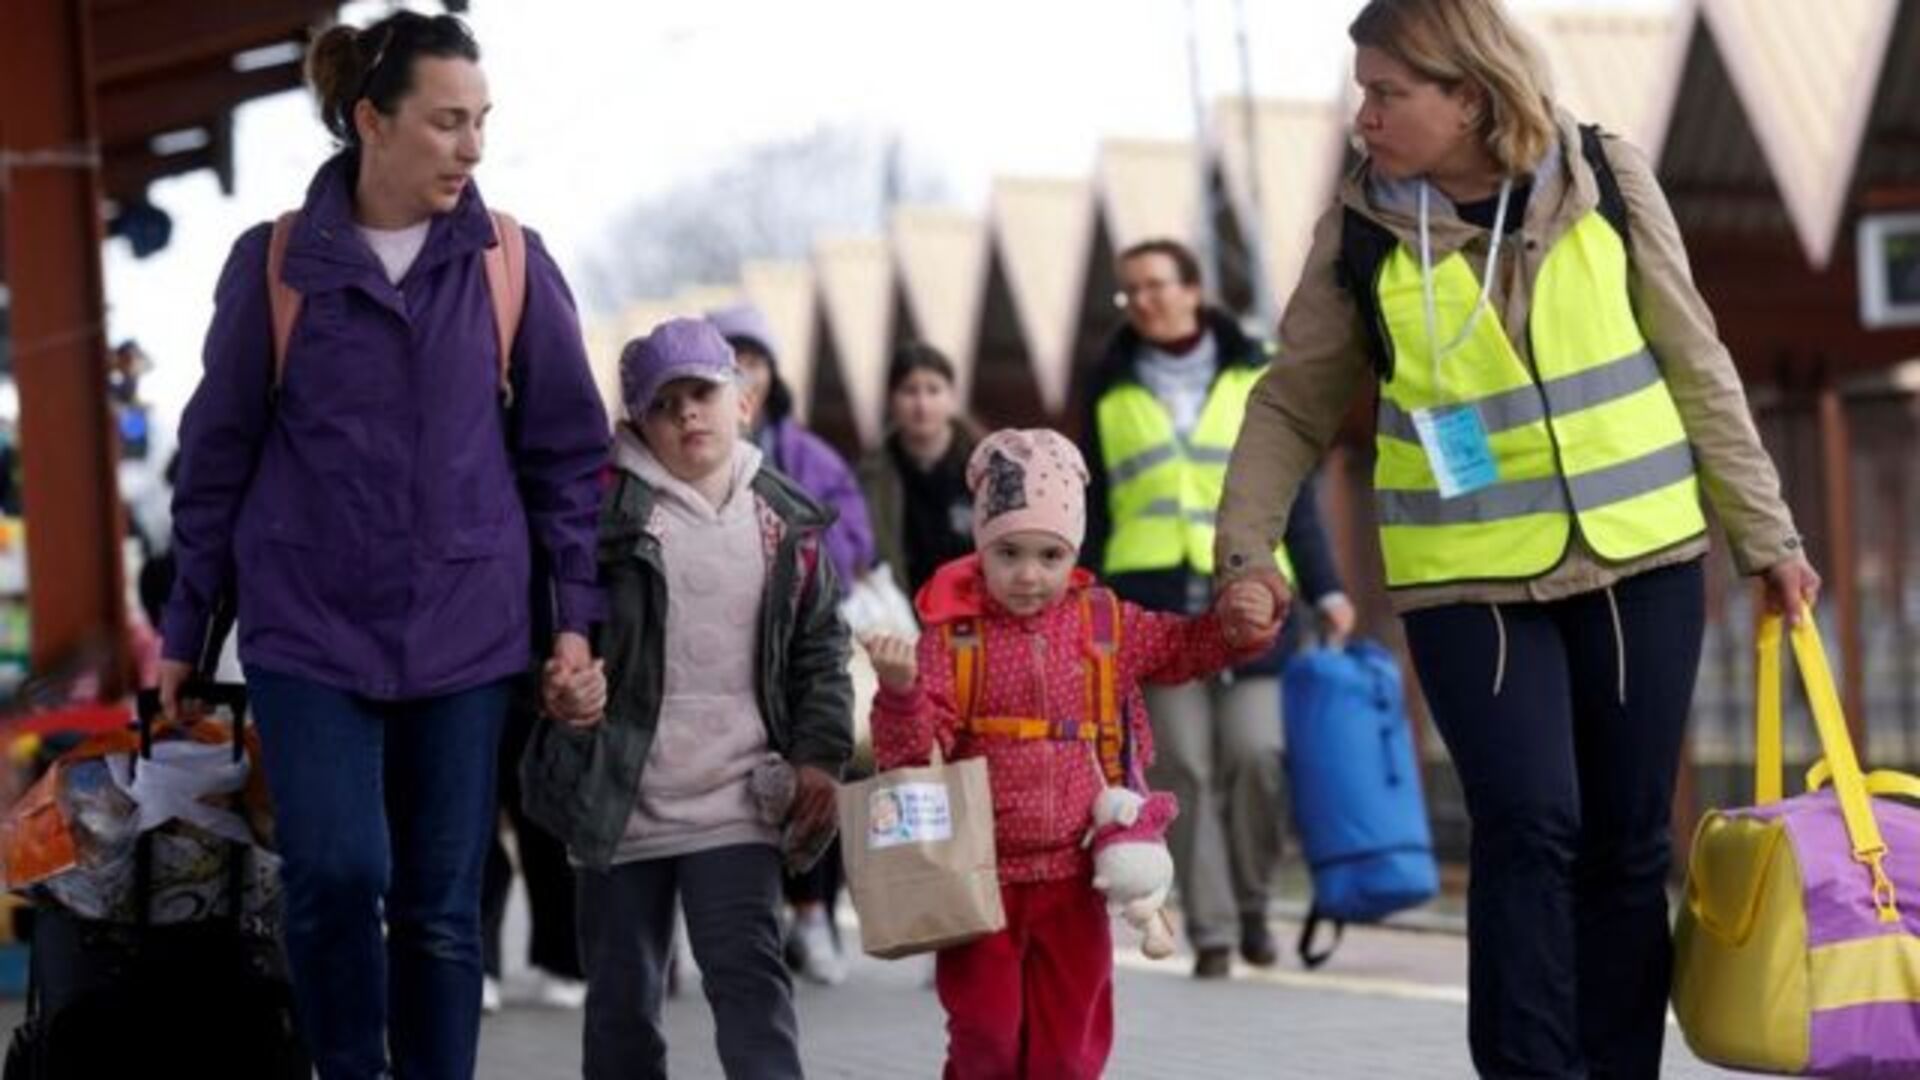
[{"left": 838, "top": 747, "right": 1004, "bottom": 959}]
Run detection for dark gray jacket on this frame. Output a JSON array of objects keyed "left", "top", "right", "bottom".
[{"left": 520, "top": 465, "right": 854, "bottom": 870}]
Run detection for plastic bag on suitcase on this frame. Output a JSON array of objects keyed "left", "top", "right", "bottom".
[{"left": 4, "top": 683, "right": 308, "bottom": 1080}]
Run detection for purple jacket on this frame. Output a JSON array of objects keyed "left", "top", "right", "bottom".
[
  {"left": 162, "top": 152, "right": 609, "bottom": 700},
  {"left": 758, "top": 419, "right": 873, "bottom": 595}
]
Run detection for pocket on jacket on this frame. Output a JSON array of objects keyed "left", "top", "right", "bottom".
[
  {"left": 439, "top": 499, "right": 523, "bottom": 561},
  {"left": 259, "top": 513, "right": 342, "bottom": 551},
  {"left": 441, "top": 518, "right": 511, "bottom": 560}
]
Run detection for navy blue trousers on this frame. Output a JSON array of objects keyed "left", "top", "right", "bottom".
[{"left": 1404, "top": 559, "right": 1705, "bottom": 1079}]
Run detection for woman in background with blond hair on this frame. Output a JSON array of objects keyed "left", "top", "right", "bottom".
[{"left": 1212, "top": 0, "right": 1817, "bottom": 1074}]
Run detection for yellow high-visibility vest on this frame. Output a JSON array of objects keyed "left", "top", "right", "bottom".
[
  {"left": 1096, "top": 365, "right": 1293, "bottom": 582},
  {"left": 1372, "top": 210, "right": 1706, "bottom": 588}
]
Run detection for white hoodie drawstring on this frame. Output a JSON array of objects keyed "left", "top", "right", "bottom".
[
  {"left": 1489, "top": 603, "right": 1508, "bottom": 698},
  {"left": 1605, "top": 585, "right": 1628, "bottom": 704}
]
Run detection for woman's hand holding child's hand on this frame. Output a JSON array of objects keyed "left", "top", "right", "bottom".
[
  {"left": 543, "top": 655, "right": 607, "bottom": 729},
  {"left": 790, "top": 764, "right": 838, "bottom": 838},
  {"left": 863, "top": 634, "right": 918, "bottom": 691},
  {"left": 1217, "top": 578, "right": 1282, "bottom": 648}
]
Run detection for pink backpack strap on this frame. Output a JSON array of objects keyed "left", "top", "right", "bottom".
[
  {"left": 266, "top": 211, "right": 302, "bottom": 389},
  {"left": 268, "top": 209, "right": 527, "bottom": 401},
  {"left": 484, "top": 211, "right": 527, "bottom": 406}
]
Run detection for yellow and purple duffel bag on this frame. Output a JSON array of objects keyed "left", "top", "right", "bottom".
[{"left": 1673, "top": 612, "right": 1920, "bottom": 1077}]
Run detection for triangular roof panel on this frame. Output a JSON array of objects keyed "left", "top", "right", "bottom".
[
  {"left": 990, "top": 177, "right": 1095, "bottom": 415},
  {"left": 1533, "top": 9, "right": 1690, "bottom": 159},
  {"left": 1702, "top": 0, "right": 1900, "bottom": 266},
  {"left": 812, "top": 235, "right": 893, "bottom": 448},
  {"left": 1096, "top": 138, "right": 1204, "bottom": 252},
  {"left": 890, "top": 206, "right": 990, "bottom": 401},
  {"left": 738, "top": 259, "right": 819, "bottom": 423},
  {"left": 1212, "top": 98, "right": 1349, "bottom": 305}
]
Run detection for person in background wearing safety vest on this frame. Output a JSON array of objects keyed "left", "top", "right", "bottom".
[
  {"left": 864, "top": 428, "right": 1281, "bottom": 1079},
  {"left": 1212, "top": 1, "right": 1820, "bottom": 1076},
  {"left": 1081, "top": 236, "right": 1356, "bottom": 981}
]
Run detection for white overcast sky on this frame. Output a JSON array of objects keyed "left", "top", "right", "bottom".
[{"left": 104, "top": 0, "right": 1673, "bottom": 425}]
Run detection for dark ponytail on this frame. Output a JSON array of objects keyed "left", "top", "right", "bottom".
[{"left": 308, "top": 11, "right": 480, "bottom": 146}]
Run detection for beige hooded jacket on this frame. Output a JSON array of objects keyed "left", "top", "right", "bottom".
[{"left": 1215, "top": 110, "right": 1801, "bottom": 613}]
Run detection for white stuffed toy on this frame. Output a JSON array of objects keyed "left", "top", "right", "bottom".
[{"left": 1085, "top": 787, "right": 1180, "bottom": 960}]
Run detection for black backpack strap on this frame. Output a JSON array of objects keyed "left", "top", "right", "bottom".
[
  {"left": 1579, "top": 123, "right": 1631, "bottom": 254},
  {"left": 1336, "top": 207, "right": 1400, "bottom": 382}
]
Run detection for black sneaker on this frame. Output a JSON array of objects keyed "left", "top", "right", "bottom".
[
  {"left": 1193, "top": 945, "right": 1233, "bottom": 979},
  {"left": 1239, "top": 913, "right": 1279, "bottom": 968}
]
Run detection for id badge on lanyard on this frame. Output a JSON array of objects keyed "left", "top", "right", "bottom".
[
  {"left": 1414, "top": 177, "right": 1512, "bottom": 501},
  {"left": 1411, "top": 405, "right": 1497, "bottom": 498}
]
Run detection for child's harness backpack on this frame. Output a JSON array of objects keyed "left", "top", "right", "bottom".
[
  {"left": 944, "top": 587, "right": 1132, "bottom": 787},
  {"left": 264, "top": 210, "right": 527, "bottom": 404},
  {"left": 1281, "top": 640, "right": 1439, "bottom": 967}
]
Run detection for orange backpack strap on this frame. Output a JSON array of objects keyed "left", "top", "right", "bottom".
[
  {"left": 266, "top": 211, "right": 302, "bottom": 389},
  {"left": 265, "top": 209, "right": 527, "bottom": 403},
  {"left": 946, "top": 617, "right": 984, "bottom": 725},
  {"left": 1082, "top": 587, "right": 1125, "bottom": 786},
  {"left": 484, "top": 211, "right": 527, "bottom": 406}
]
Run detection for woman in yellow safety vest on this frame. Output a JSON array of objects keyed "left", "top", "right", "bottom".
[{"left": 1213, "top": 1, "right": 1819, "bottom": 1076}]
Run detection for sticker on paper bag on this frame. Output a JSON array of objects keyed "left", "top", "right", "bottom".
[
  {"left": 1411, "top": 405, "right": 1498, "bottom": 498},
  {"left": 867, "top": 782, "right": 952, "bottom": 849}
]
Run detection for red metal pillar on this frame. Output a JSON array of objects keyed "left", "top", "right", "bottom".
[{"left": 0, "top": 0, "right": 129, "bottom": 697}]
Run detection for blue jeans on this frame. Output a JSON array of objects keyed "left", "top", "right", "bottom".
[{"left": 248, "top": 667, "right": 510, "bottom": 1080}]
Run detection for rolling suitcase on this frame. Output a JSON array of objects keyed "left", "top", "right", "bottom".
[{"left": 4, "top": 683, "right": 308, "bottom": 1079}]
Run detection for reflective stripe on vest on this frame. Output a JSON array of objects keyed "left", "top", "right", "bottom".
[
  {"left": 1096, "top": 367, "right": 1293, "bottom": 581},
  {"left": 1372, "top": 210, "right": 1706, "bottom": 588}
]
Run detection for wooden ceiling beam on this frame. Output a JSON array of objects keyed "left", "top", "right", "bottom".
[
  {"left": 96, "top": 56, "right": 303, "bottom": 145},
  {"left": 89, "top": 0, "right": 328, "bottom": 83}
]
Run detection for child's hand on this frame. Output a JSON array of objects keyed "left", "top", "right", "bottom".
[
  {"left": 1217, "top": 575, "right": 1286, "bottom": 648},
  {"left": 862, "top": 634, "right": 918, "bottom": 691},
  {"left": 543, "top": 657, "right": 607, "bottom": 729},
  {"left": 790, "top": 764, "right": 838, "bottom": 838}
]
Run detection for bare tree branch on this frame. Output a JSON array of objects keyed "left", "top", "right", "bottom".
[{"left": 581, "top": 127, "right": 948, "bottom": 314}]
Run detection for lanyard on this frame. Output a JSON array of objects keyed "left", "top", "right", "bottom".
[{"left": 1417, "top": 176, "right": 1513, "bottom": 401}]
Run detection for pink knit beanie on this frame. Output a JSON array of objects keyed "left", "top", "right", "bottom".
[{"left": 966, "top": 428, "right": 1089, "bottom": 550}]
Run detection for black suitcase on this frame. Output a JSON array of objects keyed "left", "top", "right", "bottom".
[{"left": 4, "top": 683, "right": 309, "bottom": 1080}]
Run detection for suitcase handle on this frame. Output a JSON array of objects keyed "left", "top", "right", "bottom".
[{"left": 130, "top": 682, "right": 253, "bottom": 935}]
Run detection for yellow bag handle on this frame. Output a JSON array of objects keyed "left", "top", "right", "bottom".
[
  {"left": 1806, "top": 759, "right": 1920, "bottom": 803},
  {"left": 1755, "top": 615, "right": 1784, "bottom": 805},
  {"left": 1755, "top": 609, "right": 1899, "bottom": 922}
]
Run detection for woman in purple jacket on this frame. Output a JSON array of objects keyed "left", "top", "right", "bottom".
[{"left": 158, "top": 13, "right": 608, "bottom": 1078}]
